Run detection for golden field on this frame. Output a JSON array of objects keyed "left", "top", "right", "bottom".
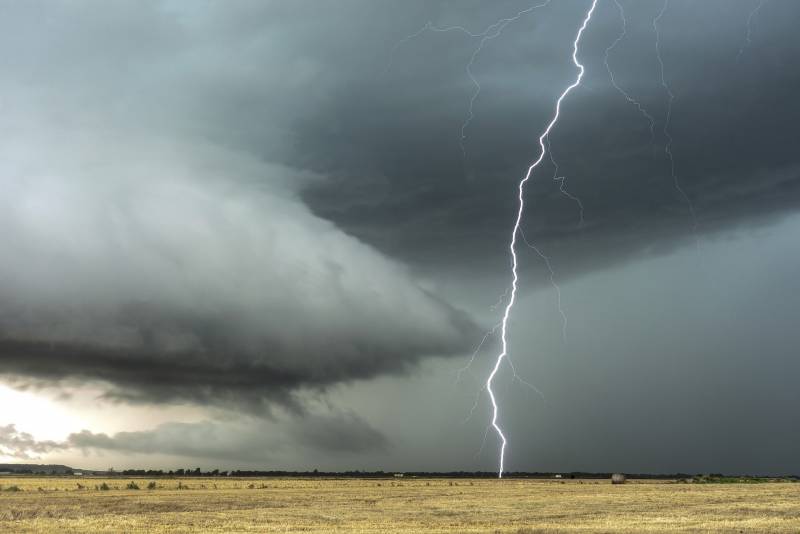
[{"left": 1, "top": 476, "right": 799, "bottom": 533}]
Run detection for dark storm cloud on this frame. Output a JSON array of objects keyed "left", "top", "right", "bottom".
[
  {"left": 0, "top": 135, "right": 476, "bottom": 408},
  {"left": 1, "top": 412, "right": 386, "bottom": 462},
  {"left": 0, "top": 1, "right": 478, "bottom": 408},
  {"left": 66, "top": 411, "right": 387, "bottom": 461},
  {"left": 0, "top": 0, "right": 798, "bottom": 410},
  {"left": 287, "top": 412, "right": 388, "bottom": 454},
  {"left": 292, "top": 0, "right": 800, "bottom": 280},
  {"left": 0, "top": 318, "right": 470, "bottom": 411}
]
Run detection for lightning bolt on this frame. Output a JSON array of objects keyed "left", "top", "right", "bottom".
[
  {"left": 604, "top": 0, "right": 657, "bottom": 147},
  {"left": 489, "top": 287, "right": 511, "bottom": 312},
  {"left": 546, "top": 135, "right": 584, "bottom": 226},
  {"left": 737, "top": 0, "right": 768, "bottom": 63},
  {"left": 458, "top": 1, "right": 552, "bottom": 158},
  {"left": 519, "top": 227, "right": 567, "bottom": 343},
  {"left": 654, "top": 0, "right": 698, "bottom": 234},
  {"left": 604, "top": 0, "right": 698, "bottom": 246},
  {"left": 391, "top": 2, "right": 552, "bottom": 159},
  {"left": 454, "top": 322, "right": 501, "bottom": 386},
  {"left": 392, "top": 5, "right": 565, "bottom": 433},
  {"left": 487, "top": 0, "right": 598, "bottom": 478}
]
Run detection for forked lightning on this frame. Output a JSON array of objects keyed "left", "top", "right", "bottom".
[{"left": 488, "top": 0, "right": 598, "bottom": 478}]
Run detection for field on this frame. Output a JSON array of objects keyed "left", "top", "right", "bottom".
[{"left": 1, "top": 477, "right": 799, "bottom": 533}]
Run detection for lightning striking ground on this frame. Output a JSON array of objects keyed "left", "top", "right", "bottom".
[
  {"left": 392, "top": 4, "right": 565, "bottom": 424},
  {"left": 457, "top": 318, "right": 545, "bottom": 429},
  {"left": 487, "top": 0, "right": 598, "bottom": 478}
]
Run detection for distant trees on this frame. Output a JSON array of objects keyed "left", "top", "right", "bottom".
[{"left": 122, "top": 469, "right": 166, "bottom": 476}]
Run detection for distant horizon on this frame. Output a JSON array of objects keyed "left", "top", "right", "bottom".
[{"left": 2, "top": 463, "right": 798, "bottom": 480}]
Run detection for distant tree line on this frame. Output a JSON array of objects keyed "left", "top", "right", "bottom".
[
  {"left": 4, "top": 464, "right": 797, "bottom": 480},
  {"left": 106, "top": 470, "right": 799, "bottom": 479}
]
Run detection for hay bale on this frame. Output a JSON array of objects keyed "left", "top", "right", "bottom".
[{"left": 611, "top": 473, "right": 626, "bottom": 485}]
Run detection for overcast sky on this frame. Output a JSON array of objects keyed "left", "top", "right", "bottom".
[{"left": 1, "top": 0, "right": 799, "bottom": 475}]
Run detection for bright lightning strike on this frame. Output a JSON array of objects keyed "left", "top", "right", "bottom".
[
  {"left": 487, "top": 0, "right": 598, "bottom": 479},
  {"left": 392, "top": 5, "right": 563, "bottom": 423}
]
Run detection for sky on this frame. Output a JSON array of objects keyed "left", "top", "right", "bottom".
[{"left": 0, "top": 0, "right": 799, "bottom": 475}]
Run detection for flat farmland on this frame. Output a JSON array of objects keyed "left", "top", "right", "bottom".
[{"left": 1, "top": 477, "right": 799, "bottom": 533}]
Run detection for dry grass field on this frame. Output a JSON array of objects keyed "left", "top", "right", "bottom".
[{"left": 1, "top": 476, "right": 799, "bottom": 533}]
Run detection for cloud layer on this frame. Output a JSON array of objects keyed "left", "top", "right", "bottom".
[
  {"left": 0, "top": 124, "right": 475, "bottom": 407},
  {"left": 2, "top": 411, "right": 388, "bottom": 462},
  {"left": 0, "top": 425, "right": 61, "bottom": 460},
  {"left": 0, "top": 0, "right": 481, "bottom": 407}
]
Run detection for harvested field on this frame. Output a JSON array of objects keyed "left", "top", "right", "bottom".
[{"left": 1, "top": 477, "right": 799, "bottom": 533}]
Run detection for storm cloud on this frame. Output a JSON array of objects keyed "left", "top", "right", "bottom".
[
  {"left": 0, "top": 1, "right": 478, "bottom": 409},
  {"left": 1, "top": 411, "right": 387, "bottom": 462},
  {"left": 0, "top": 424, "right": 61, "bottom": 460},
  {"left": 0, "top": 121, "right": 477, "bottom": 408},
  {"left": 294, "top": 0, "right": 800, "bottom": 280},
  {"left": 0, "top": 1, "right": 799, "bottom": 474},
  {"left": 67, "top": 411, "right": 388, "bottom": 462}
]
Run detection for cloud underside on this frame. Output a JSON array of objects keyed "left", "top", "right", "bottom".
[
  {"left": 0, "top": 0, "right": 798, "bottom": 411},
  {"left": 0, "top": 333, "right": 459, "bottom": 410},
  {"left": 1, "top": 412, "right": 388, "bottom": 462},
  {"left": 296, "top": 2, "right": 800, "bottom": 278},
  {"left": 0, "top": 130, "right": 475, "bottom": 409}
]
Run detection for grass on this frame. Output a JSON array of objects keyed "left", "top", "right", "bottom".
[{"left": 0, "top": 477, "right": 799, "bottom": 533}]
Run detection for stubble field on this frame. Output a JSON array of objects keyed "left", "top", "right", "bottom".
[{"left": 1, "top": 477, "right": 799, "bottom": 533}]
